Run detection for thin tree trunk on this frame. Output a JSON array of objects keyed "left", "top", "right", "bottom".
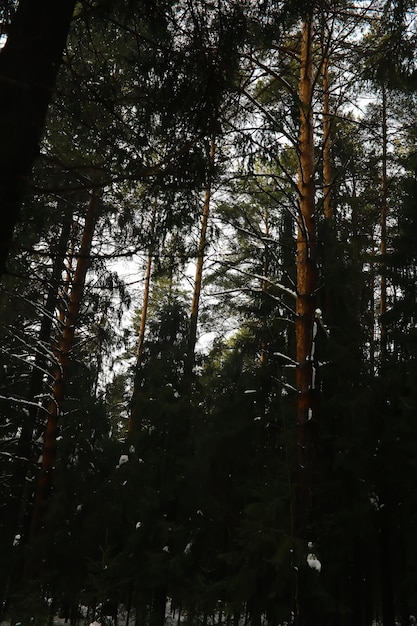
[
  {"left": 380, "top": 84, "right": 388, "bottom": 363},
  {"left": 149, "top": 586, "right": 166, "bottom": 626},
  {"left": 350, "top": 536, "right": 362, "bottom": 626},
  {"left": 57, "top": 220, "right": 79, "bottom": 330},
  {"left": 136, "top": 254, "right": 153, "bottom": 367},
  {"left": 128, "top": 251, "right": 152, "bottom": 436},
  {"left": 377, "top": 495, "right": 395, "bottom": 626},
  {"left": 322, "top": 51, "right": 332, "bottom": 220},
  {"left": 128, "top": 203, "right": 158, "bottom": 436},
  {"left": 260, "top": 208, "right": 270, "bottom": 367},
  {"left": 370, "top": 85, "right": 392, "bottom": 625},
  {"left": 398, "top": 529, "right": 410, "bottom": 626},
  {"left": 369, "top": 263, "right": 376, "bottom": 375},
  {"left": 28, "top": 189, "right": 98, "bottom": 543},
  {"left": 378, "top": 88, "right": 395, "bottom": 626},
  {"left": 185, "top": 136, "right": 215, "bottom": 380},
  {"left": 0, "top": 0, "right": 76, "bottom": 276}
]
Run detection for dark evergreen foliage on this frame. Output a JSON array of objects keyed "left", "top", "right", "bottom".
[{"left": 2, "top": 1, "right": 417, "bottom": 625}]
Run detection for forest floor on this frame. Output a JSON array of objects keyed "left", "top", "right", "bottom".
[{"left": 0, "top": 604, "right": 198, "bottom": 626}]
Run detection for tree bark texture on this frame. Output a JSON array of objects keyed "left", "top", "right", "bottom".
[
  {"left": 0, "top": 0, "right": 76, "bottom": 276},
  {"left": 28, "top": 190, "right": 97, "bottom": 542},
  {"left": 296, "top": 16, "right": 318, "bottom": 528}
]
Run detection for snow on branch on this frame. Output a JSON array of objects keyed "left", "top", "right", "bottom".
[{"left": 0, "top": 395, "right": 47, "bottom": 412}]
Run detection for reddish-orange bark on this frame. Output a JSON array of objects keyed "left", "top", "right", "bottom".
[
  {"left": 29, "top": 190, "right": 98, "bottom": 541},
  {"left": 295, "top": 16, "right": 318, "bottom": 523}
]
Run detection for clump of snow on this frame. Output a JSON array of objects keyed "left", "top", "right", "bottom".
[
  {"left": 184, "top": 541, "right": 193, "bottom": 554},
  {"left": 315, "top": 307, "right": 330, "bottom": 336},
  {"left": 311, "top": 365, "right": 317, "bottom": 388},
  {"left": 162, "top": 545, "right": 169, "bottom": 552},
  {"left": 307, "top": 552, "right": 322, "bottom": 572},
  {"left": 136, "top": 521, "right": 142, "bottom": 529},
  {"left": 89, "top": 622, "right": 101, "bottom": 626},
  {"left": 370, "top": 491, "right": 384, "bottom": 511},
  {"left": 117, "top": 454, "right": 129, "bottom": 468}
]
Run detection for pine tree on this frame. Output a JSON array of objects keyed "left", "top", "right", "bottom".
[{"left": 28, "top": 189, "right": 98, "bottom": 553}]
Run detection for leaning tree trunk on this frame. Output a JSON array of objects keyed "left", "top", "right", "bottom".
[
  {"left": 128, "top": 207, "right": 157, "bottom": 436},
  {"left": 184, "top": 136, "right": 215, "bottom": 381},
  {"left": 294, "top": 15, "right": 319, "bottom": 626},
  {"left": 28, "top": 190, "right": 98, "bottom": 544},
  {"left": 0, "top": 0, "right": 76, "bottom": 277}
]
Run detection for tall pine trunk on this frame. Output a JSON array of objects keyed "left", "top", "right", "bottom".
[
  {"left": 0, "top": 0, "right": 76, "bottom": 276},
  {"left": 294, "top": 16, "right": 319, "bottom": 626},
  {"left": 295, "top": 15, "right": 318, "bottom": 532},
  {"left": 28, "top": 190, "right": 98, "bottom": 544}
]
